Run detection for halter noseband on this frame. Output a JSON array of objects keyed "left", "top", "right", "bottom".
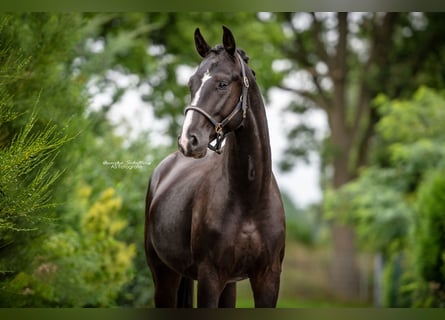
[{"left": 184, "top": 53, "right": 249, "bottom": 154}]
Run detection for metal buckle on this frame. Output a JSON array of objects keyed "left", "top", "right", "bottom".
[
  {"left": 215, "top": 123, "right": 223, "bottom": 135},
  {"left": 243, "top": 76, "right": 249, "bottom": 88}
]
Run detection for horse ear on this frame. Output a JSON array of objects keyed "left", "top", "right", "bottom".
[
  {"left": 194, "top": 28, "right": 211, "bottom": 58},
  {"left": 222, "top": 25, "right": 236, "bottom": 56}
]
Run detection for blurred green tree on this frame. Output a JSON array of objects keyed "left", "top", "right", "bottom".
[
  {"left": 376, "top": 87, "right": 445, "bottom": 306},
  {"left": 267, "top": 13, "right": 445, "bottom": 299},
  {"left": 415, "top": 169, "right": 445, "bottom": 306},
  {"left": 73, "top": 13, "right": 286, "bottom": 138},
  {"left": 0, "top": 13, "right": 86, "bottom": 305},
  {"left": 324, "top": 87, "right": 445, "bottom": 306},
  {"left": 0, "top": 13, "right": 167, "bottom": 307}
]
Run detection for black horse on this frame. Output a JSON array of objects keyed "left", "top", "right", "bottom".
[{"left": 145, "top": 26, "right": 285, "bottom": 308}]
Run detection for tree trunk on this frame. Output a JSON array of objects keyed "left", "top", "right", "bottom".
[
  {"left": 329, "top": 122, "right": 360, "bottom": 300},
  {"left": 331, "top": 224, "right": 359, "bottom": 300},
  {"left": 327, "top": 12, "right": 361, "bottom": 301},
  {"left": 284, "top": 12, "right": 400, "bottom": 301}
]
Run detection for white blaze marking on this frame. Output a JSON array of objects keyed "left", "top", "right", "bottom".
[
  {"left": 191, "top": 70, "right": 212, "bottom": 106},
  {"left": 179, "top": 70, "right": 212, "bottom": 150},
  {"left": 179, "top": 110, "right": 195, "bottom": 148}
]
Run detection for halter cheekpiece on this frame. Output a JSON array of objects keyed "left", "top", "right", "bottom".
[{"left": 184, "top": 53, "right": 249, "bottom": 154}]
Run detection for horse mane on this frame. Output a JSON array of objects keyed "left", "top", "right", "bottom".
[
  {"left": 210, "top": 45, "right": 256, "bottom": 78},
  {"left": 210, "top": 45, "right": 248, "bottom": 62}
]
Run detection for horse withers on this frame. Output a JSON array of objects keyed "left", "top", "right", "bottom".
[{"left": 145, "top": 26, "right": 285, "bottom": 308}]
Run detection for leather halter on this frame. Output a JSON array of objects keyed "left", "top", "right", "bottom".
[{"left": 184, "top": 53, "right": 249, "bottom": 154}]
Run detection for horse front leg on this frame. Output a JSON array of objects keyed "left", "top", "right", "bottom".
[
  {"left": 152, "top": 267, "right": 182, "bottom": 307},
  {"left": 218, "top": 282, "right": 236, "bottom": 307},
  {"left": 250, "top": 267, "right": 281, "bottom": 308},
  {"left": 146, "top": 241, "right": 183, "bottom": 307},
  {"left": 197, "top": 267, "right": 225, "bottom": 308}
]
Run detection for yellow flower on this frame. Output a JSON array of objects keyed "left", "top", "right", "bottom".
[{"left": 77, "top": 184, "right": 92, "bottom": 199}]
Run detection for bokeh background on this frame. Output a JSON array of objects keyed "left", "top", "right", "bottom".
[{"left": 2, "top": 12, "right": 445, "bottom": 307}]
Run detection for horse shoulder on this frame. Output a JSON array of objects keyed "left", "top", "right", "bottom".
[{"left": 148, "top": 152, "right": 180, "bottom": 193}]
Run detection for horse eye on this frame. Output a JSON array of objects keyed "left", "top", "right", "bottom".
[{"left": 217, "top": 81, "right": 229, "bottom": 90}]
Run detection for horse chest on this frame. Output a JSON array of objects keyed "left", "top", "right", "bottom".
[
  {"left": 234, "top": 220, "right": 263, "bottom": 260},
  {"left": 225, "top": 219, "right": 267, "bottom": 278},
  {"left": 195, "top": 213, "right": 264, "bottom": 267}
]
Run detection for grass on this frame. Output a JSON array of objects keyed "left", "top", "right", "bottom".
[
  {"left": 189, "top": 240, "right": 374, "bottom": 307},
  {"left": 236, "top": 298, "right": 369, "bottom": 308}
]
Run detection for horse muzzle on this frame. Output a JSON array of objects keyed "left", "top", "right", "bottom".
[{"left": 178, "top": 134, "right": 208, "bottom": 159}]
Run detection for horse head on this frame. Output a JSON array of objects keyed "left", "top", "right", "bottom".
[{"left": 178, "top": 26, "right": 249, "bottom": 158}]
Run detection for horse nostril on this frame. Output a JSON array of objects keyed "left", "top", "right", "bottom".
[{"left": 190, "top": 135, "right": 199, "bottom": 147}]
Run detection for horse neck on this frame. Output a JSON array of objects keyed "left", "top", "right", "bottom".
[{"left": 224, "top": 82, "right": 273, "bottom": 199}]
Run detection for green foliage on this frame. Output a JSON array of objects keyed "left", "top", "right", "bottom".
[
  {"left": 377, "top": 87, "right": 445, "bottom": 307},
  {"left": 0, "top": 13, "right": 85, "bottom": 129},
  {"left": 0, "top": 110, "right": 69, "bottom": 233},
  {"left": 0, "top": 116, "right": 166, "bottom": 307},
  {"left": 381, "top": 252, "right": 415, "bottom": 307},
  {"left": 0, "top": 12, "right": 149, "bottom": 307},
  {"left": 325, "top": 86, "right": 445, "bottom": 306},
  {"left": 324, "top": 167, "right": 412, "bottom": 254},
  {"left": 280, "top": 123, "right": 318, "bottom": 171},
  {"left": 75, "top": 13, "right": 287, "bottom": 140},
  {"left": 376, "top": 86, "right": 445, "bottom": 143},
  {"left": 274, "top": 13, "right": 445, "bottom": 172},
  {"left": 414, "top": 169, "right": 445, "bottom": 305},
  {"left": 1, "top": 187, "right": 135, "bottom": 306},
  {"left": 62, "top": 120, "right": 172, "bottom": 306},
  {"left": 282, "top": 192, "right": 314, "bottom": 245},
  {"left": 0, "top": 14, "right": 83, "bottom": 301},
  {"left": 0, "top": 13, "right": 183, "bottom": 307},
  {"left": 324, "top": 87, "right": 445, "bottom": 253},
  {"left": 0, "top": 109, "right": 71, "bottom": 305}
]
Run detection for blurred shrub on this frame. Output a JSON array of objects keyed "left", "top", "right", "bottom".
[
  {"left": 323, "top": 167, "right": 413, "bottom": 254},
  {"left": 414, "top": 168, "right": 445, "bottom": 306},
  {"left": 323, "top": 87, "right": 445, "bottom": 306},
  {"left": 283, "top": 192, "right": 321, "bottom": 246},
  {"left": 1, "top": 186, "right": 135, "bottom": 307},
  {"left": 286, "top": 218, "right": 313, "bottom": 245}
]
